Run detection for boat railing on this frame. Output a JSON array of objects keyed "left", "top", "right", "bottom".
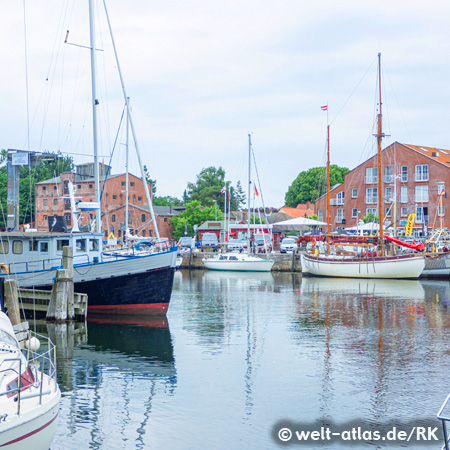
[
  {"left": 0, "top": 331, "right": 57, "bottom": 416},
  {"left": 438, "top": 394, "right": 450, "bottom": 450},
  {"left": 7, "top": 257, "right": 64, "bottom": 273}
]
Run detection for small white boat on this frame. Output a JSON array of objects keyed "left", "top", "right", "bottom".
[
  {"left": 0, "top": 312, "right": 60, "bottom": 450},
  {"left": 203, "top": 253, "right": 274, "bottom": 272}
]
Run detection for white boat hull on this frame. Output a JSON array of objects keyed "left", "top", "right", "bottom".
[
  {"left": 203, "top": 255, "right": 274, "bottom": 272},
  {"left": 301, "top": 253, "right": 425, "bottom": 279},
  {"left": 422, "top": 253, "right": 450, "bottom": 277}
]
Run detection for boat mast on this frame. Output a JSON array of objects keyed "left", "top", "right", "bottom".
[
  {"left": 125, "top": 97, "right": 130, "bottom": 241},
  {"left": 89, "top": 0, "right": 101, "bottom": 234},
  {"left": 103, "top": 1, "right": 160, "bottom": 240},
  {"left": 326, "top": 125, "right": 330, "bottom": 236},
  {"left": 376, "top": 53, "right": 385, "bottom": 254},
  {"left": 247, "top": 134, "right": 251, "bottom": 255}
]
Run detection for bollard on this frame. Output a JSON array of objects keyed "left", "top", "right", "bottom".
[
  {"left": 47, "top": 269, "right": 69, "bottom": 322},
  {"left": 63, "top": 246, "right": 75, "bottom": 320},
  {"left": 4, "top": 279, "right": 21, "bottom": 325}
]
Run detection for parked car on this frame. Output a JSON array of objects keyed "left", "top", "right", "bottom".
[
  {"left": 280, "top": 237, "right": 298, "bottom": 253},
  {"left": 252, "top": 233, "right": 273, "bottom": 253},
  {"left": 201, "top": 232, "right": 219, "bottom": 251},
  {"left": 177, "top": 236, "right": 195, "bottom": 250},
  {"left": 226, "top": 239, "right": 247, "bottom": 252}
]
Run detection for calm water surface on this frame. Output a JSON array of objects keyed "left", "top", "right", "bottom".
[{"left": 45, "top": 270, "right": 450, "bottom": 449}]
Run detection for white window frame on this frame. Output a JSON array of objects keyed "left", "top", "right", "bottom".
[
  {"left": 366, "top": 208, "right": 377, "bottom": 217},
  {"left": 400, "top": 186, "right": 408, "bottom": 203},
  {"left": 415, "top": 185, "right": 429, "bottom": 203},
  {"left": 415, "top": 164, "right": 429, "bottom": 181},
  {"left": 384, "top": 166, "right": 392, "bottom": 183},
  {"left": 365, "top": 167, "right": 378, "bottom": 184},
  {"left": 351, "top": 208, "right": 358, "bottom": 218},
  {"left": 439, "top": 206, "right": 445, "bottom": 217},
  {"left": 336, "top": 208, "right": 345, "bottom": 223},
  {"left": 385, "top": 186, "right": 392, "bottom": 203},
  {"left": 385, "top": 207, "right": 392, "bottom": 217},
  {"left": 365, "top": 187, "right": 377, "bottom": 204},
  {"left": 415, "top": 206, "right": 424, "bottom": 223},
  {"left": 401, "top": 207, "right": 408, "bottom": 217},
  {"left": 438, "top": 183, "right": 445, "bottom": 196},
  {"left": 352, "top": 188, "right": 358, "bottom": 198},
  {"left": 336, "top": 191, "right": 345, "bottom": 206},
  {"left": 317, "top": 209, "right": 323, "bottom": 222},
  {"left": 401, "top": 165, "right": 408, "bottom": 182}
]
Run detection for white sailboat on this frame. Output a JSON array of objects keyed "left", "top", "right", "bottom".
[
  {"left": 301, "top": 54, "right": 425, "bottom": 279},
  {"left": 203, "top": 134, "right": 275, "bottom": 272},
  {"left": 0, "top": 312, "right": 60, "bottom": 449}
]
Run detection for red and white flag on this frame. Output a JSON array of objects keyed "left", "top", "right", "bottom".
[
  {"left": 321, "top": 105, "right": 328, "bottom": 111},
  {"left": 221, "top": 186, "right": 226, "bottom": 194}
]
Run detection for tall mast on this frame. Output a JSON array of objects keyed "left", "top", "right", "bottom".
[
  {"left": 376, "top": 52, "right": 384, "bottom": 253},
  {"left": 89, "top": 0, "right": 101, "bottom": 233},
  {"left": 247, "top": 134, "right": 251, "bottom": 255},
  {"left": 326, "top": 125, "right": 330, "bottom": 236},
  {"left": 125, "top": 97, "right": 130, "bottom": 240}
]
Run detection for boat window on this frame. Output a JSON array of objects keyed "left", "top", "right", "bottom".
[
  {"left": 29, "top": 239, "right": 38, "bottom": 252},
  {"left": 0, "top": 241, "right": 9, "bottom": 254},
  {"left": 229, "top": 256, "right": 238, "bottom": 261},
  {"left": 219, "top": 255, "right": 225, "bottom": 260},
  {"left": 76, "top": 239, "right": 86, "bottom": 252},
  {"left": 57, "top": 239, "right": 70, "bottom": 251},
  {"left": 12, "top": 240, "right": 23, "bottom": 254},
  {"left": 40, "top": 242, "right": 49, "bottom": 252},
  {"left": 89, "top": 239, "right": 99, "bottom": 251}
]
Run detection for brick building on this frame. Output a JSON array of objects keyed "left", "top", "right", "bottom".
[
  {"left": 315, "top": 142, "right": 450, "bottom": 236},
  {"left": 35, "top": 163, "right": 180, "bottom": 239}
]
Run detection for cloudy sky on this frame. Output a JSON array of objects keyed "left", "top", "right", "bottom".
[{"left": 1, "top": 0, "right": 450, "bottom": 207}]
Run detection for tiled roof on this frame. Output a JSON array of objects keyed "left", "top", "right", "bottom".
[
  {"left": 279, "top": 206, "right": 315, "bottom": 219},
  {"left": 400, "top": 143, "right": 450, "bottom": 167}
]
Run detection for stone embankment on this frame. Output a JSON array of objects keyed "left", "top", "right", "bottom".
[{"left": 178, "top": 250, "right": 302, "bottom": 272}]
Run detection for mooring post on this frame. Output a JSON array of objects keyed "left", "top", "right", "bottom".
[
  {"left": 63, "top": 246, "right": 75, "bottom": 320},
  {"left": 4, "top": 279, "right": 21, "bottom": 325},
  {"left": 47, "top": 269, "right": 69, "bottom": 322},
  {"left": 291, "top": 250, "right": 296, "bottom": 272}
]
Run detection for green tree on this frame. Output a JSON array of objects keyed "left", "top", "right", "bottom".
[
  {"left": 284, "top": 165, "right": 349, "bottom": 207},
  {"left": 143, "top": 165, "right": 157, "bottom": 195},
  {"left": 234, "top": 180, "right": 246, "bottom": 210},
  {"left": 250, "top": 215, "right": 266, "bottom": 224},
  {"left": 153, "top": 195, "right": 183, "bottom": 207},
  {"left": 363, "top": 212, "right": 379, "bottom": 223},
  {"left": 171, "top": 200, "right": 223, "bottom": 240}
]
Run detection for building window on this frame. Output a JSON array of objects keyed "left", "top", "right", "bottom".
[
  {"left": 439, "top": 206, "right": 445, "bottom": 216},
  {"left": 130, "top": 182, "right": 134, "bottom": 187},
  {"left": 164, "top": 218, "right": 168, "bottom": 222},
  {"left": 366, "top": 187, "right": 377, "bottom": 204},
  {"left": 121, "top": 181, "right": 126, "bottom": 186},
  {"left": 43, "top": 199, "right": 48, "bottom": 206},
  {"left": 366, "top": 208, "right": 377, "bottom": 217},
  {"left": 401, "top": 166, "right": 408, "bottom": 182},
  {"left": 89, "top": 184, "right": 93, "bottom": 189},
  {"left": 43, "top": 215, "right": 47, "bottom": 221},
  {"left": 111, "top": 226, "right": 115, "bottom": 233},
  {"left": 112, "top": 214, "right": 116, "bottom": 223},
  {"left": 401, "top": 207, "right": 408, "bottom": 216},
  {"left": 416, "top": 206, "right": 424, "bottom": 223},
  {"left": 336, "top": 209, "right": 345, "bottom": 223},
  {"left": 12, "top": 241, "right": 22, "bottom": 254},
  {"left": 438, "top": 182, "right": 446, "bottom": 196},
  {"left": 138, "top": 196, "right": 142, "bottom": 201},
  {"left": 385, "top": 186, "right": 392, "bottom": 202},
  {"left": 141, "top": 214, "right": 146, "bottom": 222},
  {"left": 401, "top": 186, "right": 408, "bottom": 203},
  {"left": 54, "top": 185, "right": 57, "bottom": 190},
  {"left": 63, "top": 180, "right": 69, "bottom": 195},
  {"left": 112, "top": 195, "right": 117, "bottom": 200},
  {"left": 54, "top": 198, "right": 58, "bottom": 206},
  {"left": 351, "top": 188, "right": 357, "bottom": 198},
  {"left": 337, "top": 191, "right": 344, "bottom": 206},
  {"left": 78, "top": 185, "right": 81, "bottom": 189},
  {"left": 64, "top": 213, "right": 71, "bottom": 225},
  {"left": 415, "top": 164, "right": 429, "bottom": 181},
  {"left": 318, "top": 209, "right": 323, "bottom": 222},
  {"left": 42, "top": 186, "right": 47, "bottom": 191},
  {"left": 385, "top": 207, "right": 391, "bottom": 217},
  {"left": 64, "top": 199, "right": 71, "bottom": 210},
  {"left": 365, "top": 167, "right": 377, "bottom": 183},
  {"left": 415, "top": 185, "right": 429, "bottom": 203},
  {"left": 351, "top": 208, "right": 358, "bottom": 218},
  {"left": 384, "top": 166, "right": 392, "bottom": 183}
]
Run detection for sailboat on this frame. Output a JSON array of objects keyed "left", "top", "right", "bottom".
[
  {"left": 301, "top": 54, "right": 425, "bottom": 279},
  {"left": 202, "top": 134, "right": 275, "bottom": 272},
  {"left": 0, "top": 0, "right": 177, "bottom": 315}
]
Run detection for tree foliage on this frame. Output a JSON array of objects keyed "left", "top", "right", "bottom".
[
  {"left": 234, "top": 180, "right": 246, "bottom": 210},
  {"left": 284, "top": 165, "right": 349, "bottom": 207},
  {"left": 153, "top": 195, "right": 183, "bottom": 207},
  {"left": 0, "top": 150, "right": 73, "bottom": 227},
  {"left": 363, "top": 212, "right": 379, "bottom": 223},
  {"left": 171, "top": 200, "right": 223, "bottom": 240}
]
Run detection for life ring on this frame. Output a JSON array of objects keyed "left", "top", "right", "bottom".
[
  {"left": 0, "top": 264, "right": 9, "bottom": 274},
  {"left": 312, "top": 238, "right": 317, "bottom": 246}
]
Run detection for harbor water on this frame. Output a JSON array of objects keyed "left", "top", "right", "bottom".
[{"left": 44, "top": 270, "right": 450, "bottom": 449}]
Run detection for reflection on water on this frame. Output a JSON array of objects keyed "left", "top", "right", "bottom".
[{"left": 42, "top": 271, "right": 450, "bottom": 449}]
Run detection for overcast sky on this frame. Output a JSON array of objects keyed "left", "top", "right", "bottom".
[{"left": 1, "top": 0, "right": 450, "bottom": 208}]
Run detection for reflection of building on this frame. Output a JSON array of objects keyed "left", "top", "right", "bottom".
[
  {"left": 35, "top": 163, "right": 183, "bottom": 239},
  {"left": 314, "top": 142, "right": 450, "bottom": 235}
]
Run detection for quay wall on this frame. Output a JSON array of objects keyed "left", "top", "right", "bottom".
[{"left": 179, "top": 251, "right": 302, "bottom": 272}]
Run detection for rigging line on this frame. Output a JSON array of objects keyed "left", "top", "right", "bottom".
[
  {"left": 250, "top": 144, "right": 269, "bottom": 222},
  {"left": 100, "top": 105, "right": 125, "bottom": 202},
  {"left": 329, "top": 55, "right": 378, "bottom": 127},
  {"left": 22, "top": 0, "right": 30, "bottom": 153}
]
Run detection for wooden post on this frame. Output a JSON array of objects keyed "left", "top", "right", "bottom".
[
  {"left": 63, "top": 246, "right": 75, "bottom": 320},
  {"left": 4, "top": 279, "right": 21, "bottom": 326},
  {"left": 291, "top": 250, "right": 296, "bottom": 272},
  {"left": 47, "top": 269, "right": 69, "bottom": 322}
]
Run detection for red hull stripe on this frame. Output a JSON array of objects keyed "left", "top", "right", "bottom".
[
  {"left": 88, "top": 303, "right": 168, "bottom": 310},
  {"left": 1, "top": 411, "right": 59, "bottom": 447}
]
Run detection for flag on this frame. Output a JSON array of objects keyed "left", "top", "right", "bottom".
[
  {"left": 221, "top": 186, "right": 226, "bottom": 194},
  {"left": 228, "top": 189, "right": 231, "bottom": 201},
  {"left": 440, "top": 189, "right": 447, "bottom": 199},
  {"left": 254, "top": 184, "right": 259, "bottom": 197},
  {"left": 321, "top": 105, "right": 328, "bottom": 111}
]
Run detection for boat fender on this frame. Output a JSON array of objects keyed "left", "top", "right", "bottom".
[
  {"left": 25, "top": 337, "right": 40, "bottom": 351},
  {"left": 314, "top": 247, "right": 319, "bottom": 257},
  {"left": 0, "top": 263, "right": 9, "bottom": 274}
]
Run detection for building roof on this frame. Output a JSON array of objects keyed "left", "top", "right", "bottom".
[
  {"left": 278, "top": 205, "right": 315, "bottom": 219},
  {"left": 400, "top": 143, "right": 450, "bottom": 168}
]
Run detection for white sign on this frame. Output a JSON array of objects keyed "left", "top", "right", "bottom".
[{"left": 12, "top": 153, "right": 29, "bottom": 166}]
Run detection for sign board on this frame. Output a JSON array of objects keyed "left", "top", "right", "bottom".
[
  {"left": 12, "top": 152, "right": 29, "bottom": 166},
  {"left": 107, "top": 232, "right": 117, "bottom": 246}
]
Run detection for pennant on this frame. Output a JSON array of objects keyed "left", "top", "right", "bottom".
[
  {"left": 254, "top": 184, "right": 259, "bottom": 197},
  {"left": 321, "top": 105, "right": 328, "bottom": 111},
  {"left": 221, "top": 186, "right": 226, "bottom": 194},
  {"left": 440, "top": 189, "right": 447, "bottom": 199}
]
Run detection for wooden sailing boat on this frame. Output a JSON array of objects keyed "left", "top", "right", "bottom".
[
  {"left": 202, "top": 134, "right": 275, "bottom": 272},
  {"left": 301, "top": 54, "right": 425, "bottom": 279}
]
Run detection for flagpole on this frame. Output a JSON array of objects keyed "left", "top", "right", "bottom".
[
  {"left": 224, "top": 186, "right": 227, "bottom": 246},
  {"left": 227, "top": 183, "right": 231, "bottom": 242}
]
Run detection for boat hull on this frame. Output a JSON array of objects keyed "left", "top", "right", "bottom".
[
  {"left": 301, "top": 253, "right": 425, "bottom": 279},
  {"left": 0, "top": 381, "right": 60, "bottom": 450},
  {"left": 422, "top": 253, "right": 450, "bottom": 278},
  {"left": 0, "top": 249, "right": 177, "bottom": 315},
  {"left": 203, "top": 259, "right": 274, "bottom": 272}
]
